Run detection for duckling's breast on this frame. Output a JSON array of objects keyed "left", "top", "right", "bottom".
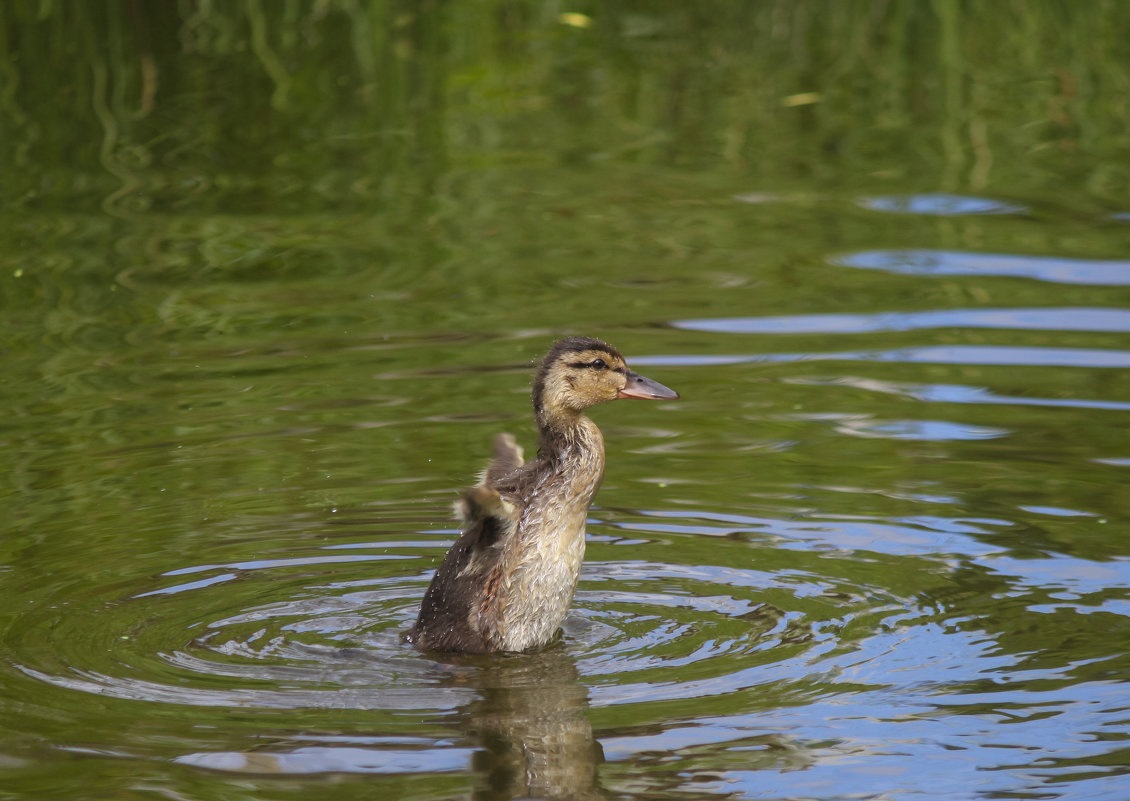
[{"left": 497, "top": 421, "right": 605, "bottom": 651}]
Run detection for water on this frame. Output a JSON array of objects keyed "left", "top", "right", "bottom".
[{"left": 3, "top": 4, "right": 1130, "bottom": 800}]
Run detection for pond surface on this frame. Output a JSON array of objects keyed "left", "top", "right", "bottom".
[{"left": 3, "top": 5, "right": 1130, "bottom": 800}]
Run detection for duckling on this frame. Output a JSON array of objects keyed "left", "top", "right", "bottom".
[{"left": 409, "top": 336, "right": 679, "bottom": 653}]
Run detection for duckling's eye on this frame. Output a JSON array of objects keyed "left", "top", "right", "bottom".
[{"left": 590, "top": 358, "right": 608, "bottom": 370}]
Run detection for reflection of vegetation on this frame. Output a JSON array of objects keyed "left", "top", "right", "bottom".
[
  {"left": 2, "top": 1, "right": 1130, "bottom": 214},
  {"left": 2, "top": 2, "right": 1128, "bottom": 549}
]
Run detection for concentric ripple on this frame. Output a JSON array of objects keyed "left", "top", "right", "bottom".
[
  {"left": 10, "top": 514, "right": 925, "bottom": 719},
  {"left": 14, "top": 558, "right": 443, "bottom": 710},
  {"left": 10, "top": 491, "right": 1128, "bottom": 793},
  {"left": 8, "top": 495, "right": 1129, "bottom": 793},
  {"left": 567, "top": 557, "right": 920, "bottom": 708}
]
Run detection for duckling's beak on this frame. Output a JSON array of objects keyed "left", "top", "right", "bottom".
[{"left": 618, "top": 370, "right": 680, "bottom": 400}]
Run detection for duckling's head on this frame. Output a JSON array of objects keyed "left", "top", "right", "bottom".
[{"left": 533, "top": 336, "right": 678, "bottom": 427}]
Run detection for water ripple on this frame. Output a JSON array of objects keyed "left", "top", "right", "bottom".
[
  {"left": 788, "top": 375, "right": 1130, "bottom": 412},
  {"left": 836, "top": 249, "right": 1130, "bottom": 285},
  {"left": 790, "top": 413, "right": 1009, "bottom": 441},
  {"left": 674, "top": 307, "right": 1130, "bottom": 335},
  {"left": 175, "top": 745, "right": 475, "bottom": 775},
  {"left": 10, "top": 499, "right": 1128, "bottom": 799},
  {"left": 10, "top": 527, "right": 918, "bottom": 719},
  {"left": 858, "top": 193, "right": 1027, "bottom": 216},
  {"left": 635, "top": 345, "right": 1130, "bottom": 369}
]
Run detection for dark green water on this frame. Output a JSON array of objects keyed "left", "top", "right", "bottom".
[{"left": 3, "top": 4, "right": 1130, "bottom": 800}]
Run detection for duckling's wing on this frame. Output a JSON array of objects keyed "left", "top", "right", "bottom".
[
  {"left": 482, "top": 433, "right": 524, "bottom": 486},
  {"left": 457, "top": 484, "right": 522, "bottom": 534},
  {"left": 412, "top": 485, "right": 522, "bottom": 652}
]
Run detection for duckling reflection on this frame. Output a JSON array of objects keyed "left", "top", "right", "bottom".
[
  {"left": 450, "top": 649, "right": 608, "bottom": 801},
  {"left": 409, "top": 337, "right": 678, "bottom": 653}
]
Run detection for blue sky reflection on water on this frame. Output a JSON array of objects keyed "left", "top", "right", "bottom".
[
  {"left": 836, "top": 250, "right": 1130, "bottom": 285},
  {"left": 636, "top": 346, "right": 1130, "bottom": 369},
  {"left": 785, "top": 376, "right": 1130, "bottom": 413},
  {"left": 675, "top": 307, "right": 1130, "bottom": 335},
  {"left": 857, "top": 192, "right": 1028, "bottom": 216}
]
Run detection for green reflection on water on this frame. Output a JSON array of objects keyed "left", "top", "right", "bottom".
[{"left": 3, "top": 1, "right": 1130, "bottom": 212}]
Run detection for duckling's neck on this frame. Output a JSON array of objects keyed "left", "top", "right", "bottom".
[
  {"left": 533, "top": 407, "right": 606, "bottom": 512},
  {"left": 536, "top": 407, "right": 596, "bottom": 458}
]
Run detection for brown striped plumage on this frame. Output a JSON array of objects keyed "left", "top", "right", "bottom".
[{"left": 408, "top": 337, "right": 679, "bottom": 653}]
